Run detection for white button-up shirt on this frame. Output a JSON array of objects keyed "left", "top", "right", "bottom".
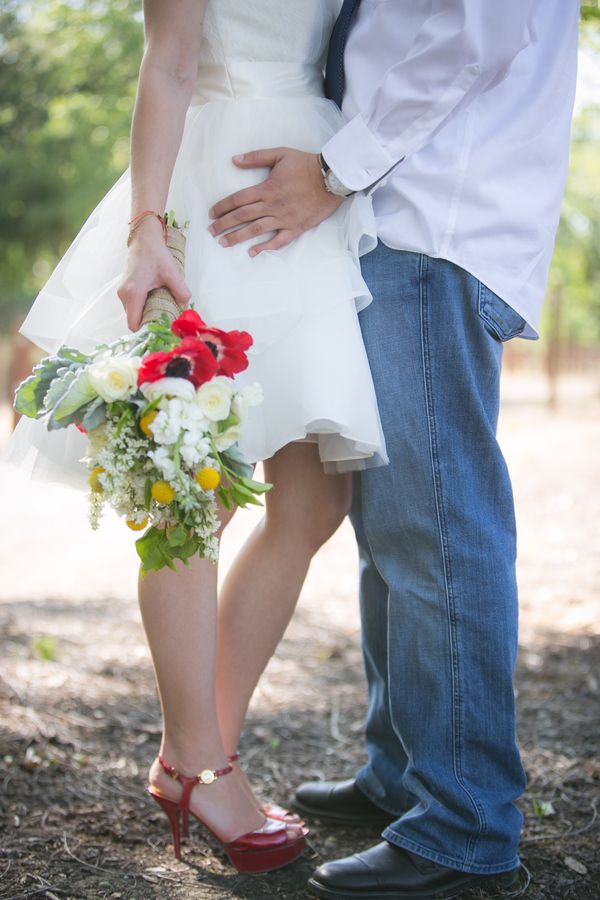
[{"left": 322, "top": 0, "right": 580, "bottom": 338}]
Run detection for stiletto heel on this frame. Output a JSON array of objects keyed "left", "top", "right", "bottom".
[
  {"left": 228, "top": 751, "right": 304, "bottom": 825},
  {"left": 148, "top": 755, "right": 307, "bottom": 871},
  {"left": 149, "top": 790, "right": 182, "bottom": 860}
]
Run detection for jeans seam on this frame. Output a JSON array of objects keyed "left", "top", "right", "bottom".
[
  {"left": 360, "top": 523, "right": 412, "bottom": 806},
  {"left": 419, "top": 254, "right": 487, "bottom": 865}
]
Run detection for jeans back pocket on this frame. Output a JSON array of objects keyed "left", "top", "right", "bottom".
[{"left": 478, "top": 283, "right": 526, "bottom": 342}]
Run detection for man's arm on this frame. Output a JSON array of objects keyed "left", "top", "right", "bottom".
[{"left": 209, "top": 0, "right": 535, "bottom": 255}]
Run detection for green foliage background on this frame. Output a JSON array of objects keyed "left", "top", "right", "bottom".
[
  {"left": 0, "top": 0, "right": 142, "bottom": 325},
  {"left": 1, "top": 1, "right": 599, "bottom": 344}
]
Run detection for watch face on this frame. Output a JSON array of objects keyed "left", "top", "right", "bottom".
[{"left": 326, "top": 170, "right": 352, "bottom": 197}]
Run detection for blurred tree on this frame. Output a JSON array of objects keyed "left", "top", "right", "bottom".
[
  {"left": 542, "top": 71, "right": 600, "bottom": 346},
  {"left": 0, "top": 0, "right": 142, "bottom": 327},
  {"left": 581, "top": 2, "right": 600, "bottom": 24}
]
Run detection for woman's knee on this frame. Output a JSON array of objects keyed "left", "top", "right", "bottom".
[{"left": 266, "top": 472, "right": 352, "bottom": 551}]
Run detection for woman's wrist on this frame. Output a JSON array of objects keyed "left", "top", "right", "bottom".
[{"left": 127, "top": 212, "right": 166, "bottom": 248}]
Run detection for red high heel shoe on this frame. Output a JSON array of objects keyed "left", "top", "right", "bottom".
[
  {"left": 228, "top": 752, "right": 304, "bottom": 825},
  {"left": 148, "top": 755, "right": 307, "bottom": 872}
]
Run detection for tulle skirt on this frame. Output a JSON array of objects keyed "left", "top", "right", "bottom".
[{"left": 4, "top": 93, "right": 388, "bottom": 489}]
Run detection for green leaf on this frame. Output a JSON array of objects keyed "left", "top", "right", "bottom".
[
  {"left": 221, "top": 445, "right": 253, "bottom": 479},
  {"left": 81, "top": 397, "right": 106, "bottom": 430},
  {"left": 167, "top": 524, "right": 190, "bottom": 547},
  {"left": 177, "top": 539, "right": 198, "bottom": 559},
  {"left": 114, "top": 406, "right": 133, "bottom": 436},
  {"left": 14, "top": 356, "right": 64, "bottom": 417},
  {"left": 219, "top": 412, "right": 240, "bottom": 431},
  {"left": 140, "top": 395, "right": 162, "bottom": 418},
  {"left": 47, "top": 369, "right": 97, "bottom": 428},
  {"left": 173, "top": 431, "right": 183, "bottom": 473},
  {"left": 217, "top": 486, "right": 232, "bottom": 510},
  {"left": 144, "top": 477, "right": 153, "bottom": 510},
  {"left": 231, "top": 484, "right": 263, "bottom": 507},
  {"left": 136, "top": 526, "right": 173, "bottom": 577},
  {"left": 239, "top": 476, "right": 273, "bottom": 495},
  {"left": 55, "top": 345, "right": 89, "bottom": 365}
]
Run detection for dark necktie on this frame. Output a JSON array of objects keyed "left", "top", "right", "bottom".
[{"left": 325, "top": 0, "right": 361, "bottom": 108}]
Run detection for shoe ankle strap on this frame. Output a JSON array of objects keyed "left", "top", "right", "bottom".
[
  {"left": 158, "top": 754, "right": 233, "bottom": 784},
  {"left": 228, "top": 751, "right": 240, "bottom": 763},
  {"left": 158, "top": 753, "right": 233, "bottom": 812}
]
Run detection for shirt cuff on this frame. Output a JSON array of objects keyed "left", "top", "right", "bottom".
[{"left": 321, "top": 114, "right": 398, "bottom": 193}]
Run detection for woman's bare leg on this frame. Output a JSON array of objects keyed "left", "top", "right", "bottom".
[
  {"left": 215, "top": 443, "right": 352, "bottom": 783},
  {"left": 139, "top": 511, "right": 301, "bottom": 842}
]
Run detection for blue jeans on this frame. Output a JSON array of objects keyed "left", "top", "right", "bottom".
[{"left": 351, "top": 243, "right": 527, "bottom": 874}]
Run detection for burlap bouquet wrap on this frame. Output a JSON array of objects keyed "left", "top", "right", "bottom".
[{"left": 140, "top": 225, "right": 187, "bottom": 325}]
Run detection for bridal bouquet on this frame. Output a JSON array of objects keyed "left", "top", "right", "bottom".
[{"left": 14, "top": 308, "right": 269, "bottom": 575}]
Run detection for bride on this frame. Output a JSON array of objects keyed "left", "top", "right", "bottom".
[{"left": 5, "top": 0, "right": 386, "bottom": 873}]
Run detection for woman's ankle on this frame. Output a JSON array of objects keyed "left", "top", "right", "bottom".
[{"left": 159, "top": 738, "right": 228, "bottom": 775}]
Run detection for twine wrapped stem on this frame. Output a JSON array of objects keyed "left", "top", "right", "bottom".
[{"left": 140, "top": 224, "right": 187, "bottom": 326}]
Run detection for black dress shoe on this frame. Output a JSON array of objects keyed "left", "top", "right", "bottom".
[
  {"left": 293, "top": 779, "right": 396, "bottom": 826},
  {"left": 308, "top": 841, "right": 522, "bottom": 899}
]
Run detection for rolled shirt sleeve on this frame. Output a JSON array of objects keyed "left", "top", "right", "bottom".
[{"left": 322, "top": 0, "right": 537, "bottom": 193}]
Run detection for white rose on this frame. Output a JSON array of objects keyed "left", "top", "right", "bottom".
[
  {"left": 87, "top": 356, "right": 140, "bottom": 402},
  {"left": 140, "top": 377, "right": 196, "bottom": 403},
  {"left": 196, "top": 377, "right": 234, "bottom": 422},
  {"left": 212, "top": 425, "right": 242, "bottom": 451}
]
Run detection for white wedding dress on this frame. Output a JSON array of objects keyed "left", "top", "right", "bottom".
[{"left": 5, "top": 0, "right": 387, "bottom": 489}]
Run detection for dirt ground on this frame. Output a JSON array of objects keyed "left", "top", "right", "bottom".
[{"left": 1, "top": 372, "right": 599, "bottom": 900}]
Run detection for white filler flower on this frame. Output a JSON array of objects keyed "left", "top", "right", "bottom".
[{"left": 87, "top": 356, "right": 140, "bottom": 403}]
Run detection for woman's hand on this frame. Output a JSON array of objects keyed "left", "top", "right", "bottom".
[{"left": 117, "top": 218, "right": 192, "bottom": 331}]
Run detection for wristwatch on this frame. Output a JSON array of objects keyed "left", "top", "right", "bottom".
[{"left": 319, "top": 153, "right": 354, "bottom": 198}]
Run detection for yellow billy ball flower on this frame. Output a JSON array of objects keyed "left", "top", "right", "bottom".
[
  {"left": 151, "top": 480, "right": 176, "bottom": 504},
  {"left": 126, "top": 516, "right": 149, "bottom": 531},
  {"left": 195, "top": 467, "right": 221, "bottom": 491},
  {"left": 88, "top": 465, "right": 105, "bottom": 493},
  {"left": 139, "top": 410, "right": 158, "bottom": 437}
]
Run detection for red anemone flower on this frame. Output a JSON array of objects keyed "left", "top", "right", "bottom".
[
  {"left": 138, "top": 336, "right": 219, "bottom": 388},
  {"left": 171, "top": 309, "right": 252, "bottom": 377}
]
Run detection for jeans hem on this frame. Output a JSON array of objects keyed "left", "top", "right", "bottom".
[
  {"left": 355, "top": 769, "right": 406, "bottom": 818},
  {"left": 382, "top": 829, "right": 520, "bottom": 875}
]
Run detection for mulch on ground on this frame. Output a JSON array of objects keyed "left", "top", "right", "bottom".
[{"left": 1, "top": 595, "right": 598, "bottom": 899}]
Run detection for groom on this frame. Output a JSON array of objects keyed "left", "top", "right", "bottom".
[{"left": 209, "top": 1, "right": 579, "bottom": 896}]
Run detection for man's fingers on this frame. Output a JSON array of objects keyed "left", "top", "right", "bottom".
[
  {"left": 208, "top": 202, "right": 266, "bottom": 237},
  {"left": 232, "top": 148, "right": 282, "bottom": 169},
  {"left": 209, "top": 184, "right": 264, "bottom": 220},
  {"left": 249, "top": 230, "right": 296, "bottom": 257},
  {"left": 217, "top": 218, "right": 279, "bottom": 248}
]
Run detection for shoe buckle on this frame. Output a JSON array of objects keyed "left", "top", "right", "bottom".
[{"left": 198, "top": 768, "right": 216, "bottom": 785}]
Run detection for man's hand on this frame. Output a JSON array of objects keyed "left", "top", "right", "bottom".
[{"left": 208, "top": 148, "right": 344, "bottom": 256}]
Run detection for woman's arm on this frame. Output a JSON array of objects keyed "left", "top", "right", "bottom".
[{"left": 118, "top": 0, "right": 207, "bottom": 331}]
